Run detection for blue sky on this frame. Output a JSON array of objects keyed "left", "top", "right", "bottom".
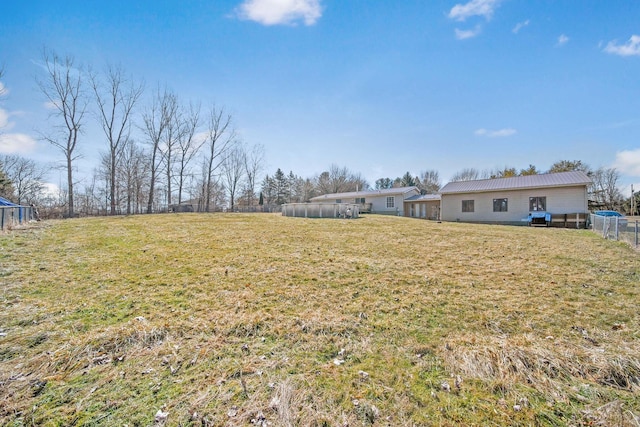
[{"left": 1, "top": 0, "right": 640, "bottom": 194}]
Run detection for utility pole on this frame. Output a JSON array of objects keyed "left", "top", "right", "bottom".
[{"left": 632, "top": 184, "right": 636, "bottom": 216}]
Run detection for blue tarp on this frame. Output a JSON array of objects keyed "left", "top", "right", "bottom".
[
  {"left": 0, "top": 196, "right": 19, "bottom": 207},
  {"left": 528, "top": 211, "right": 551, "bottom": 225}
]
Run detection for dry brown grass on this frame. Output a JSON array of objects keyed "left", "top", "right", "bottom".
[{"left": 0, "top": 213, "right": 638, "bottom": 426}]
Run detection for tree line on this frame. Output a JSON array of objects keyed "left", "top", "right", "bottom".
[
  {"left": 0, "top": 50, "right": 270, "bottom": 217},
  {"left": 1, "top": 56, "right": 636, "bottom": 216}
]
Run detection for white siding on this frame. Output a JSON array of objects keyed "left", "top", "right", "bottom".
[
  {"left": 441, "top": 186, "right": 588, "bottom": 223},
  {"left": 370, "top": 195, "right": 402, "bottom": 215},
  {"left": 313, "top": 189, "right": 419, "bottom": 216}
]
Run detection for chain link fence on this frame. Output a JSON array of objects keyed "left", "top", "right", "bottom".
[{"left": 589, "top": 214, "right": 639, "bottom": 249}]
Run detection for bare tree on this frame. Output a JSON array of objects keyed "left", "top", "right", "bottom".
[
  {"left": 317, "top": 165, "right": 347, "bottom": 194},
  {"left": 37, "top": 50, "right": 88, "bottom": 217},
  {"left": 314, "top": 164, "right": 366, "bottom": 195},
  {"left": 327, "top": 164, "right": 350, "bottom": 193},
  {"left": 78, "top": 167, "right": 104, "bottom": 216},
  {"left": 203, "top": 106, "right": 235, "bottom": 212},
  {"left": 160, "top": 93, "right": 180, "bottom": 206},
  {"left": 142, "top": 88, "right": 173, "bottom": 213},
  {"left": 197, "top": 157, "right": 226, "bottom": 212},
  {"left": 174, "top": 102, "right": 203, "bottom": 204},
  {"left": 418, "top": 169, "right": 441, "bottom": 194},
  {"left": 450, "top": 168, "right": 484, "bottom": 182},
  {"left": 90, "top": 65, "right": 144, "bottom": 215},
  {"left": 222, "top": 144, "right": 246, "bottom": 211},
  {"left": 0, "top": 155, "right": 47, "bottom": 204},
  {"left": 591, "top": 167, "right": 623, "bottom": 210},
  {"left": 120, "top": 139, "right": 149, "bottom": 214},
  {"left": 243, "top": 143, "right": 265, "bottom": 207},
  {"left": 350, "top": 172, "right": 369, "bottom": 192}
]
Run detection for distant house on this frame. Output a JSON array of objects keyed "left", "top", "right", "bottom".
[
  {"left": 439, "top": 171, "right": 591, "bottom": 225},
  {"left": 403, "top": 194, "right": 441, "bottom": 220},
  {"left": 309, "top": 186, "right": 420, "bottom": 216}
]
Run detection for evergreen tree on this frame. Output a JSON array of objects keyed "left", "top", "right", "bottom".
[
  {"left": 375, "top": 178, "right": 393, "bottom": 189},
  {"left": 400, "top": 171, "right": 416, "bottom": 187},
  {"left": 273, "top": 168, "right": 288, "bottom": 205},
  {"left": 519, "top": 164, "right": 539, "bottom": 176}
]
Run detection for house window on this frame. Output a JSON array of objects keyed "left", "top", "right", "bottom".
[
  {"left": 493, "top": 198, "right": 508, "bottom": 212},
  {"left": 529, "top": 196, "right": 546, "bottom": 211},
  {"left": 336, "top": 199, "right": 342, "bottom": 204},
  {"left": 462, "top": 200, "right": 474, "bottom": 212},
  {"left": 386, "top": 196, "right": 395, "bottom": 208},
  {"left": 355, "top": 198, "right": 365, "bottom": 204}
]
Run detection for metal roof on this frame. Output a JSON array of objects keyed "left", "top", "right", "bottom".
[
  {"left": 404, "top": 194, "right": 441, "bottom": 202},
  {"left": 439, "top": 171, "right": 591, "bottom": 194},
  {"left": 309, "top": 186, "right": 419, "bottom": 201}
]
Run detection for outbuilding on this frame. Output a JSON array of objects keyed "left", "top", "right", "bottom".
[
  {"left": 439, "top": 171, "right": 591, "bottom": 226},
  {"left": 403, "top": 194, "right": 441, "bottom": 220}
]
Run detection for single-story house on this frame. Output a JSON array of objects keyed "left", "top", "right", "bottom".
[
  {"left": 403, "top": 194, "right": 441, "bottom": 220},
  {"left": 309, "top": 186, "right": 420, "bottom": 216},
  {"left": 439, "top": 171, "right": 592, "bottom": 225}
]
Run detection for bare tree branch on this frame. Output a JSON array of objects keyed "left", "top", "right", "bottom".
[
  {"left": 0, "top": 155, "right": 48, "bottom": 204},
  {"left": 222, "top": 143, "right": 246, "bottom": 210},
  {"left": 243, "top": 143, "right": 265, "bottom": 207},
  {"left": 141, "top": 87, "right": 174, "bottom": 213},
  {"left": 174, "top": 101, "right": 204, "bottom": 204},
  {"left": 203, "top": 105, "right": 235, "bottom": 212},
  {"left": 36, "top": 49, "right": 88, "bottom": 217},
  {"left": 90, "top": 64, "right": 144, "bottom": 215}
]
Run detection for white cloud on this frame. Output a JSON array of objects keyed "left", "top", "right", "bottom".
[
  {"left": 0, "top": 108, "right": 9, "bottom": 129},
  {"left": 236, "top": 0, "right": 322, "bottom": 26},
  {"left": 0, "top": 133, "right": 38, "bottom": 154},
  {"left": 455, "top": 25, "right": 482, "bottom": 40},
  {"left": 475, "top": 128, "right": 517, "bottom": 137},
  {"left": 512, "top": 19, "right": 529, "bottom": 34},
  {"left": 448, "top": 0, "right": 501, "bottom": 22},
  {"left": 42, "top": 182, "right": 61, "bottom": 198},
  {"left": 604, "top": 35, "right": 640, "bottom": 57},
  {"left": 556, "top": 34, "right": 569, "bottom": 46},
  {"left": 43, "top": 100, "right": 59, "bottom": 110},
  {"left": 613, "top": 148, "right": 640, "bottom": 176}
]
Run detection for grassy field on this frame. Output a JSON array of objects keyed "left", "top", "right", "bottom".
[{"left": 1, "top": 213, "right": 638, "bottom": 426}]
